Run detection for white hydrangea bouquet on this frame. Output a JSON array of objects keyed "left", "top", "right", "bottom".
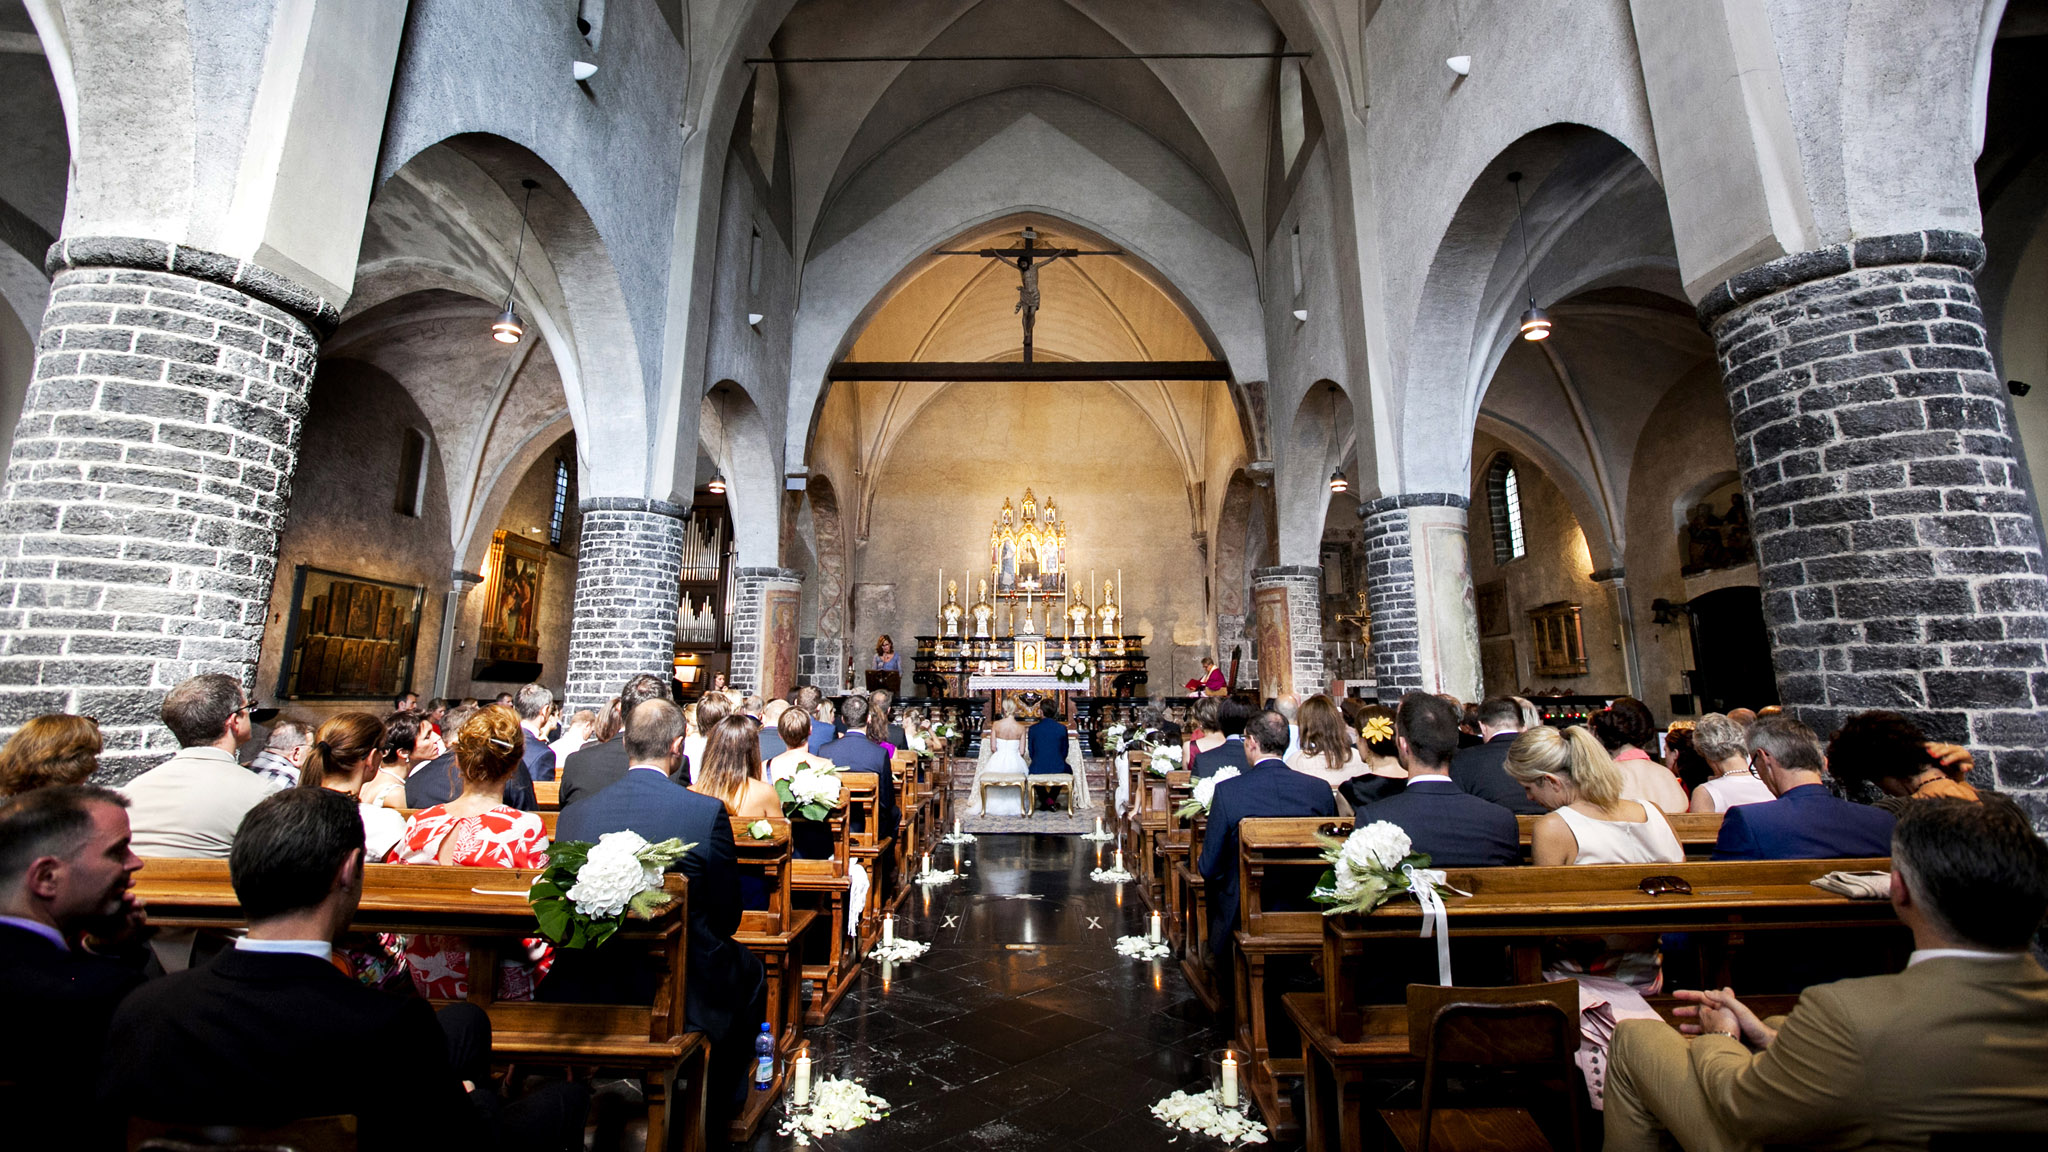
[
  {"left": 1054, "top": 654, "right": 1094, "bottom": 684},
  {"left": 528, "top": 830, "right": 693, "bottom": 949},
  {"left": 1175, "top": 766, "right": 1239, "bottom": 819},
  {"left": 1147, "top": 743, "right": 1184, "bottom": 776},
  {"left": 775, "top": 763, "right": 845, "bottom": 822},
  {"left": 1310, "top": 820, "right": 1449, "bottom": 916},
  {"left": 1103, "top": 722, "right": 1159, "bottom": 756}
]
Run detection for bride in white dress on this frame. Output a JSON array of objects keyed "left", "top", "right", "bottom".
[{"left": 969, "top": 699, "right": 1030, "bottom": 816}]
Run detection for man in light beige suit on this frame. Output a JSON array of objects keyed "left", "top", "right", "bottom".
[
  {"left": 1606, "top": 798, "right": 2048, "bottom": 1150},
  {"left": 119, "top": 674, "right": 271, "bottom": 858}
]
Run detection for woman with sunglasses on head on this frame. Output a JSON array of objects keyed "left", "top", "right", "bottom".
[{"left": 392, "top": 707, "right": 552, "bottom": 1000}]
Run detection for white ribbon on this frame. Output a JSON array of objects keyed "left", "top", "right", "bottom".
[{"left": 1403, "top": 864, "right": 1463, "bottom": 986}]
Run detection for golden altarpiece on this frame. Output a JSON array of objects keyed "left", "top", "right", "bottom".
[{"left": 913, "top": 488, "right": 1147, "bottom": 697}]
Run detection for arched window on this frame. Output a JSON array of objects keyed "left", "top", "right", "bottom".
[
  {"left": 1487, "top": 455, "right": 1526, "bottom": 564},
  {"left": 548, "top": 457, "right": 570, "bottom": 546}
]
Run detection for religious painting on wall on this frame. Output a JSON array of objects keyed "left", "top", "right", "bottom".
[
  {"left": 278, "top": 567, "right": 424, "bottom": 700},
  {"left": 1253, "top": 585, "right": 1293, "bottom": 700},
  {"left": 761, "top": 587, "right": 801, "bottom": 703},
  {"left": 1529, "top": 601, "right": 1588, "bottom": 678},
  {"left": 478, "top": 529, "right": 547, "bottom": 673},
  {"left": 1476, "top": 579, "right": 1511, "bottom": 638},
  {"left": 1680, "top": 481, "right": 1754, "bottom": 576}
]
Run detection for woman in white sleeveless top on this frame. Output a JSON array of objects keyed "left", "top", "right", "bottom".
[
  {"left": 1686, "top": 712, "right": 1776, "bottom": 813},
  {"left": 1504, "top": 725, "right": 1683, "bottom": 865}
]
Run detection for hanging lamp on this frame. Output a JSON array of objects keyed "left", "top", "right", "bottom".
[
  {"left": 491, "top": 179, "right": 540, "bottom": 344},
  {"left": 1328, "top": 469, "right": 1350, "bottom": 493},
  {"left": 1507, "top": 171, "right": 1551, "bottom": 342},
  {"left": 706, "top": 385, "right": 729, "bottom": 494}
]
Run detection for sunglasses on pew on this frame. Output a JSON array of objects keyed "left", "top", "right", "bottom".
[{"left": 1638, "top": 875, "right": 1694, "bottom": 897}]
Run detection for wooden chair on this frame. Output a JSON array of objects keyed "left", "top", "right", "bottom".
[
  {"left": 1377, "top": 982, "right": 1581, "bottom": 1152},
  {"left": 130, "top": 1116, "right": 357, "bottom": 1152}
]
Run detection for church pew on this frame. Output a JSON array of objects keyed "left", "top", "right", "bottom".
[
  {"left": 727, "top": 816, "right": 815, "bottom": 1143},
  {"left": 534, "top": 780, "right": 560, "bottom": 810},
  {"left": 1289, "top": 855, "right": 1902, "bottom": 1151},
  {"left": 133, "top": 858, "right": 710, "bottom": 1152},
  {"left": 790, "top": 772, "right": 877, "bottom": 1025},
  {"left": 1137, "top": 770, "right": 1192, "bottom": 909},
  {"left": 1512, "top": 810, "right": 1725, "bottom": 858},
  {"left": 1229, "top": 817, "right": 1344, "bottom": 1141}
]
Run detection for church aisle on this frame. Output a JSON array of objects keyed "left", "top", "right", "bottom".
[{"left": 737, "top": 834, "right": 1283, "bottom": 1151}]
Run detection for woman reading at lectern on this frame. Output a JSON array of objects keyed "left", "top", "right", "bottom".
[
  {"left": 873, "top": 635, "right": 901, "bottom": 673},
  {"left": 1185, "top": 656, "right": 1226, "bottom": 695}
]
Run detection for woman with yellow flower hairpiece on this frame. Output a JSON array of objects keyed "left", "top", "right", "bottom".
[
  {"left": 1332, "top": 703, "right": 1409, "bottom": 813},
  {"left": 1285, "top": 694, "right": 1376, "bottom": 813}
]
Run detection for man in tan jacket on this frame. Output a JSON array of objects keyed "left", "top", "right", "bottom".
[
  {"left": 118, "top": 673, "right": 270, "bottom": 858},
  {"left": 1606, "top": 797, "right": 2048, "bottom": 1150}
]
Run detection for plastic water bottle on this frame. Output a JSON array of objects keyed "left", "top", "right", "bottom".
[{"left": 753, "top": 1023, "right": 774, "bottom": 1089}]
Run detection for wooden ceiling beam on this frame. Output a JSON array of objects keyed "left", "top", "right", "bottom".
[{"left": 825, "top": 360, "right": 1230, "bottom": 382}]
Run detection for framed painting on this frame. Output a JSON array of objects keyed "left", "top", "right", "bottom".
[
  {"left": 278, "top": 567, "right": 425, "bottom": 700},
  {"left": 479, "top": 529, "right": 548, "bottom": 666},
  {"left": 1253, "top": 585, "right": 1293, "bottom": 700},
  {"left": 1476, "top": 579, "right": 1510, "bottom": 638},
  {"left": 762, "top": 587, "right": 801, "bottom": 703}
]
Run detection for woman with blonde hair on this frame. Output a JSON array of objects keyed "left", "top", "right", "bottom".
[
  {"left": 0, "top": 714, "right": 103, "bottom": 796},
  {"left": 1505, "top": 725, "right": 1682, "bottom": 867},
  {"left": 1286, "top": 694, "right": 1370, "bottom": 800},
  {"left": 691, "top": 715, "right": 781, "bottom": 819}
]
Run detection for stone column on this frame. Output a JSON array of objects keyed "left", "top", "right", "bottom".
[
  {"left": 0, "top": 239, "right": 337, "bottom": 780},
  {"left": 729, "top": 567, "right": 804, "bottom": 698},
  {"left": 563, "top": 499, "right": 686, "bottom": 713},
  {"left": 1248, "top": 566, "right": 1324, "bottom": 700},
  {"left": 1702, "top": 230, "right": 2048, "bottom": 811},
  {"left": 1359, "top": 494, "right": 1481, "bottom": 705}
]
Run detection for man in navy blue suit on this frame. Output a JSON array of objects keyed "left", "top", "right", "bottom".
[
  {"left": 1198, "top": 709, "right": 1337, "bottom": 965},
  {"left": 404, "top": 703, "right": 537, "bottom": 811},
  {"left": 1714, "top": 716, "right": 1894, "bottom": 860},
  {"left": 1356, "top": 692, "right": 1519, "bottom": 868},
  {"left": 512, "top": 683, "right": 559, "bottom": 783},
  {"left": 1450, "top": 696, "right": 1546, "bottom": 815},
  {"left": 820, "top": 694, "right": 897, "bottom": 837},
  {"left": 557, "top": 673, "right": 672, "bottom": 809},
  {"left": 1193, "top": 697, "right": 1252, "bottom": 779},
  {"left": 1026, "top": 698, "right": 1071, "bottom": 810},
  {"left": 550, "top": 698, "right": 766, "bottom": 1133}
]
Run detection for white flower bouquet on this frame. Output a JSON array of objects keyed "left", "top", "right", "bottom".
[
  {"left": 1175, "top": 766, "right": 1239, "bottom": 819},
  {"left": 1147, "top": 744, "right": 1184, "bottom": 776},
  {"left": 1103, "top": 723, "right": 1159, "bottom": 756},
  {"left": 1151, "top": 1088, "right": 1269, "bottom": 1143},
  {"left": 775, "top": 763, "right": 845, "bottom": 822},
  {"left": 1310, "top": 820, "right": 1446, "bottom": 916},
  {"left": 1054, "top": 655, "right": 1094, "bottom": 684},
  {"left": 528, "top": 830, "right": 693, "bottom": 949}
]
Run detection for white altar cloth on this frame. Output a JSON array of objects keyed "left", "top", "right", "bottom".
[{"left": 966, "top": 674, "right": 1078, "bottom": 692}]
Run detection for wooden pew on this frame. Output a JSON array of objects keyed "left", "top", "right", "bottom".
[
  {"left": 134, "top": 858, "right": 710, "bottom": 1152},
  {"left": 789, "top": 772, "right": 875, "bottom": 1025},
  {"left": 1169, "top": 811, "right": 1220, "bottom": 1012},
  {"left": 1513, "top": 811, "right": 1725, "bottom": 859},
  {"left": 534, "top": 780, "right": 560, "bottom": 810},
  {"left": 727, "top": 816, "right": 815, "bottom": 1143},
  {"left": 1286, "top": 855, "right": 1905, "bottom": 1152},
  {"left": 1229, "top": 817, "right": 1342, "bottom": 1141}
]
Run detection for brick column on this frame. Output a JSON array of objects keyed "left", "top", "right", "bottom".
[
  {"left": 1359, "top": 493, "right": 1480, "bottom": 705},
  {"left": 729, "top": 567, "right": 803, "bottom": 697},
  {"left": 1702, "top": 229, "right": 2048, "bottom": 813},
  {"left": 1249, "top": 565, "right": 1324, "bottom": 699},
  {"left": 0, "top": 239, "right": 337, "bottom": 781},
  {"left": 564, "top": 500, "right": 685, "bottom": 713}
]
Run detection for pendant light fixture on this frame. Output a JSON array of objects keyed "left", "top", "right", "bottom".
[
  {"left": 1328, "top": 469, "right": 1349, "bottom": 494},
  {"left": 1507, "top": 171, "right": 1550, "bottom": 341},
  {"left": 1324, "top": 383, "right": 1350, "bottom": 494},
  {"left": 491, "top": 179, "right": 540, "bottom": 345}
]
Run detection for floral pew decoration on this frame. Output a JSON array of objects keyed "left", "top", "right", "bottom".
[{"left": 1311, "top": 821, "right": 1468, "bottom": 985}]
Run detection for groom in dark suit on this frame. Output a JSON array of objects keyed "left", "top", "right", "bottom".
[
  {"left": 550, "top": 698, "right": 766, "bottom": 1134},
  {"left": 1026, "top": 698, "right": 1071, "bottom": 811}
]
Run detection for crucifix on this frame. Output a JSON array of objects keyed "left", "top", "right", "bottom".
[{"left": 932, "top": 226, "right": 1123, "bottom": 362}]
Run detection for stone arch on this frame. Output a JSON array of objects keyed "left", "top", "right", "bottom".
[
  {"left": 701, "top": 380, "right": 780, "bottom": 567},
  {"left": 1277, "top": 380, "right": 1355, "bottom": 565}
]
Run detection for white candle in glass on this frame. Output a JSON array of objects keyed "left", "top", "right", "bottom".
[
  {"left": 1113, "top": 848, "right": 1124, "bottom": 872},
  {"left": 1150, "top": 911, "right": 1163, "bottom": 943},
  {"left": 1221, "top": 1051, "right": 1239, "bottom": 1107},
  {"left": 954, "top": 816, "right": 962, "bottom": 837},
  {"left": 792, "top": 1046, "right": 812, "bottom": 1107},
  {"left": 1094, "top": 815, "right": 1103, "bottom": 837},
  {"left": 881, "top": 914, "right": 893, "bottom": 945},
  {"left": 921, "top": 851, "right": 931, "bottom": 876}
]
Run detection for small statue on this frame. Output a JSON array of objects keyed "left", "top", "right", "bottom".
[
  {"left": 940, "top": 579, "right": 964, "bottom": 638},
  {"left": 1095, "top": 579, "right": 1119, "bottom": 637},
  {"left": 970, "top": 579, "right": 995, "bottom": 639}
]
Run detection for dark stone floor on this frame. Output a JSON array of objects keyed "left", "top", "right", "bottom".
[{"left": 731, "top": 833, "right": 1297, "bottom": 1151}]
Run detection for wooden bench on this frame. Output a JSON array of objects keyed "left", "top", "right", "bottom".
[
  {"left": 134, "top": 858, "right": 710, "bottom": 1152},
  {"left": 726, "top": 816, "right": 817, "bottom": 1143},
  {"left": 1228, "top": 817, "right": 1343, "bottom": 1141},
  {"left": 1512, "top": 811, "right": 1725, "bottom": 859},
  {"left": 1286, "top": 855, "right": 1905, "bottom": 1152},
  {"left": 534, "top": 779, "right": 560, "bottom": 811},
  {"left": 789, "top": 772, "right": 875, "bottom": 1025}
]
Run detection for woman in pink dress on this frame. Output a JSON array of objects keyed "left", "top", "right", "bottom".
[{"left": 392, "top": 705, "right": 551, "bottom": 1000}]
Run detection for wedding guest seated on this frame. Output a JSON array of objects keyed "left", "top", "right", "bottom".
[
  {"left": 1725, "top": 706, "right": 1757, "bottom": 730},
  {"left": 1827, "top": 709, "right": 1981, "bottom": 806},
  {"left": 1274, "top": 692, "right": 1304, "bottom": 758},
  {"left": 1664, "top": 723, "right": 1712, "bottom": 794},
  {"left": 1712, "top": 716, "right": 1895, "bottom": 861},
  {"left": 245, "top": 719, "right": 311, "bottom": 792},
  {"left": 404, "top": 703, "right": 537, "bottom": 812},
  {"left": 393, "top": 708, "right": 552, "bottom": 1001},
  {"left": 0, "top": 786, "right": 150, "bottom": 1146},
  {"left": 0, "top": 713, "right": 105, "bottom": 797},
  {"left": 1354, "top": 692, "right": 1519, "bottom": 868},
  {"left": 299, "top": 713, "right": 407, "bottom": 861},
  {"left": 690, "top": 715, "right": 782, "bottom": 820},
  {"left": 821, "top": 695, "right": 896, "bottom": 834},
  {"left": 1687, "top": 712, "right": 1775, "bottom": 813},
  {"left": 765, "top": 707, "right": 841, "bottom": 859},
  {"left": 549, "top": 707, "right": 598, "bottom": 762},
  {"left": 120, "top": 673, "right": 274, "bottom": 858},
  {"left": 870, "top": 688, "right": 908, "bottom": 752},
  {"left": 560, "top": 674, "right": 671, "bottom": 808},
  {"left": 549, "top": 699, "right": 766, "bottom": 1136},
  {"left": 1184, "top": 696, "right": 1225, "bottom": 772},
  {"left": 1449, "top": 695, "right": 1545, "bottom": 815},
  {"left": 1605, "top": 798, "right": 2048, "bottom": 1151},
  {"left": 759, "top": 699, "right": 791, "bottom": 760},
  {"left": 1197, "top": 709, "right": 1336, "bottom": 964},
  {"left": 1193, "top": 697, "right": 1252, "bottom": 780},
  {"left": 511, "top": 683, "right": 559, "bottom": 784},
  {"left": 812, "top": 697, "right": 839, "bottom": 751},
  {"left": 101, "top": 788, "right": 588, "bottom": 1150},
  {"left": 1592, "top": 697, "right": 1689, "bottom": 814},
  {"left": 372, "top": 709, "right": 440, "bottom": 810},
  {"left": 1506, "top": 726, "right": 1684, "bottom": 866},
  {"left": 683, "top": 690, "right": 736, "bottom": 781},
  {"left": 1285, "top": 693, "right": 1371, "bottom": 808},
  {"left": 1337, "top": 704, "right": 1409, "bottom": 811}
]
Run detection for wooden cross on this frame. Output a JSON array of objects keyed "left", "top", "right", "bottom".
[{"left": 932, "top": 227, "right": 1123, "bottom": 362}]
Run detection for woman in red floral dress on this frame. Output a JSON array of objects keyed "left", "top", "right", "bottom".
[{"left": 392, "top": 705, "right": 551, "bottom": 1000}]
